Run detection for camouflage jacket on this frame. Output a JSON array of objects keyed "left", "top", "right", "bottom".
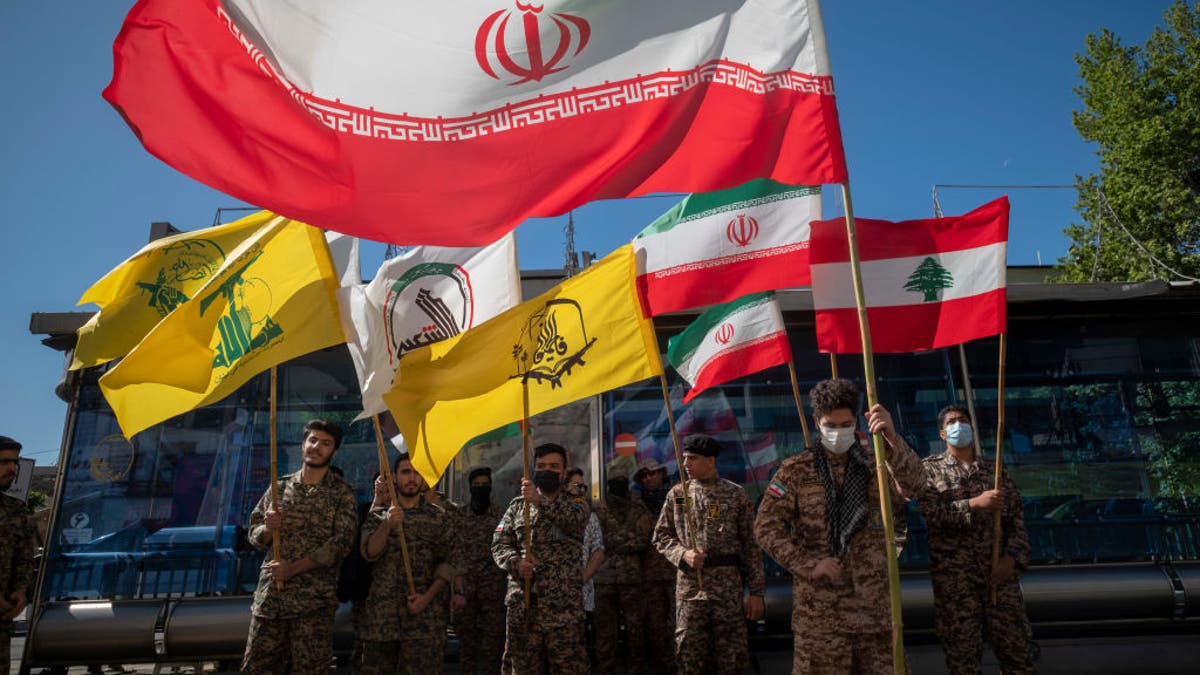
[
  {"left": 492, "top": 495, "right": 588, "bottom": 607},
  {"left": 247, "top": 469, "right": 357, "bottom": 618},
  {"left": 462, "top": 503, "right": 507, "bottom": 596},
  {"left": 594, "top": 495, "right": 653, "bottom": 586},
  {"left": 753, "top": 438, "right": 923, "bottom": 633},
  {"left": 653, "top": 477, "right": 766, "bottom": 601},
  {"left": 639, "top": 488, "right": 676, "bottom": 582},
  {"left": 919, "top": 450, "right": 1031, "bottom": 577},
  {"left": 0, "top": 494, "right": 35, "bottom": 602},
  {"left": 358, "top": 498, "right": 459, "bottom": 640}
]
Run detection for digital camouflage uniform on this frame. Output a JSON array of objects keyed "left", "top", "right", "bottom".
[
  {"left": 243, "top": 470, "right": 358, "bottom": 675},
  {"left": 593, "top": 494, "right": 654, "bottom": 674},
  {"left": 920, "top": 451, "right": 1034, "bottom": 674},
  {"left": 753, "top": 439, "right": 923, "bottom": 675},
  {"left": 357, "top": 498, "right": 459, "bottom": 675},
  {"left": 1, "top": 493, "right": 35, "bottom": 675},
  {"left": 456, "top": 502, "right": 507, "bottom": 675},
  {"left": 492, "top": 494, "right": 589, "bottom": 675},
  {"left": 640, "top": 486, "right": 677, "bottom": 674},
  {"left": 653, "top": 477, "right": 765, "bottom": 675}
]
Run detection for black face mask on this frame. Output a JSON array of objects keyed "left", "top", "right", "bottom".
[
  {"left": 532, "top": 470, "right": 561, "bottom": 494},
  {"left": 469, "top": 485, "right": 491, "bottom": 513},
  {"left": 607, "top": 478, "right": 630, "bottom": 498}
]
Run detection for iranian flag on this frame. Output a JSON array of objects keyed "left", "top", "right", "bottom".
[
  {"left": 634, "top": 180, "right": 822, "bottom": 316},
  {"left": 667, "top": 292, "right": 792, "bottom": 404},
  {"left": 103, "top": 0, "right": 846, "bottom": 246},
  {"left": 337, "top": 233, "right": 520, "bottom": 418},
  {"left": 810, "top": 197, "right": 1009, "bottom": 354}
]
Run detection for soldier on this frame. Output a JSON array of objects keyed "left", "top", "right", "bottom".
[
  {"left": 243, "top": 419, "right": 358, "bottom": 675},
  {"left": 456, "top": 466, "right": 507, "bottom": 675},
  {"left": 492, "top": 443, "right": 590, "bottom": 675},
  {"left": 653, "top": 435, "right": 765, "bottom": 675},
  {"left": 753, "top": 378, "right": 924, "bottom": 674},
  {"left": 635, "top": 457, "right": 676, "bottom": 674},
  {"left": 564, "top": 467, "right": 605, "bottom": 669},
  {"left": 1, "top": 437, "right": 35, "bottom": 675},
  {"left": 920, "top": 404, "right": 1033, "bottom": 674},
  {"left": 593, "top": 461, "right": 654, "bottom": 674},
  {"left": 358, "top": 453, "right": 459, "bottom": 674}
]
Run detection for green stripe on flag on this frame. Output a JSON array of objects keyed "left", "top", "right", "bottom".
[
  {"left": 463, "top": 421, "right": 522, "bottom": 448},
  {"left": 636, "top": 180, "right": 820, "bottom": 238},
  {"left": 667, "top": 292, "right": 776, "bottom": 367}
]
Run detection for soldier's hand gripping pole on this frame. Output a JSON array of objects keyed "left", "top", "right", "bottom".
[
  {"left": 373, "top": 415, "right": 416, "bottom": 596},
  {"left": 269, "top": 367, "right": 283, "bottom": 590},
  {"left": 659, "top": 373, "right": 702, "bottom": 591}
]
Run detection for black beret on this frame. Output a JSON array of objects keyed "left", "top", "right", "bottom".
[
  {"left": 682, "top": 434, "right": 721, "bottom": 457},
  {"left": 0, "top": 436, "right": 20, "bottom": 452}
]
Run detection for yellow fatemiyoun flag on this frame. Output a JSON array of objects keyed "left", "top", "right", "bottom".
[
  {"left": 99, "top": 216, "right": 346, "bottom": 439},
  {"left": 72, "top": 211, "right": 276, "bottom": 370},
  {"left": 384, "top": 245, "right": 662, "bottom": 484}
]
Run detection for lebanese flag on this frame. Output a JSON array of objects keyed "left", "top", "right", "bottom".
[
  {"left": 104, "top": 0, "right": 847, "bottom": 246},
  {"left": 634, "top": 180, "right": 821, "bottom": 316},
  {"left": 810, "top": 197, "right": 1009, "bottom": 354},
  {"left": 668, "top": 292, "right": 792, "bottom": 404}
]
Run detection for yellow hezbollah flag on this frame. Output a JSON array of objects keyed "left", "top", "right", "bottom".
[
  {"left": 384, "top": 245, "right": 662, "bottom": 484},
  {"left": 72, "top": 211, "right": 274, "bottom": 370},
  {"left": 99, "top": 216, "right": 345, "bottom": 438}
]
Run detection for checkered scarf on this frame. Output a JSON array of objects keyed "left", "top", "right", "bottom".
[{"left": 812, "top": 445, "right": 871, "bottom": 558}]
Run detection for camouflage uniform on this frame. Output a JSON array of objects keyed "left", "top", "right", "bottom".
[
  {"left": 920, "top": 451, "right": 1033, "bottom": 674},
  {"left": 492, "top": 495, "right": 589, "bottom": 675},
  {"left": 640, "top": 486, "right": 677, "bottom": 674},
  {"left": 357, "top": 498, "right": 459, "bottom": 675},
  {"left": 593, "top": 494, "right": 654, "bottom": 674},
  {"left": 1, "top": 493, "right": 35, "bottom": 675},
  {"left": 243, "top": 470, "right": 358, "bottom": 675},
  {"left": 753, "top": 439, "right": 923, "bottom": 674},
  {"left": 456, "top": 503, "right": 507, "bottom": 675},
  {"left": 653, "top": 478, "right": 765, "bottom": 675}
]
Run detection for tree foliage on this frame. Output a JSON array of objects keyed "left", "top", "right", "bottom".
[{"left": 1056, "top": 1, "right": 1200, "bottom": 282}]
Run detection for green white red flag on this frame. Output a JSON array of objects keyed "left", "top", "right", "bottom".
[
  {"left": 667, "top": 292, "right": 792, "bottom": 404},
  {"left": 337, "top": 233, "right": 520, "bottom": 418},
  {"left": 810, "top": 197, "right": 1009, "bottom": 353},
  {"left": 104, "top": 0, "right": 846, "bottom": 246},
  {"left": 634, "top": 180, "right": 821, "bottom": 316}
]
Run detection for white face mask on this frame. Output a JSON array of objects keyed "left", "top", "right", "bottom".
[
  {"left": 819, "top": 426, "right": 857, "bottom": 455},
  {"left": 944, "top": 421, "right": 974, "bottom": 449}
]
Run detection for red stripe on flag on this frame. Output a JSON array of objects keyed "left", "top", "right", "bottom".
[
  {"left": 105, "top": 0, "right": 848, "bottom": 246},
  {"left": 810, "top": 197, "right": 1009, "bottom": 264},
  {"left": 816, "top": 288, "right": 1006, "bottom": 353},
  {"left": 637, "top": 249, "right": 811, "bottom": 317},
  {"left": 682, "top": 334, "right": 791, "bottom": 403}
]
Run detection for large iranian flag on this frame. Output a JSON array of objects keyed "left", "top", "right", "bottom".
[
  {"left": 810, "top": 197, "right": 1009, "bottom": 353},
  {"left": 104, "top": 0, "right": 846, "bottom": 246},
  {"left": 338, "top": 234, "right": 520, "bottom": 418},
  {"left": 634, "top": 180, "right": 821, "bottom": 316},
  {"left": 667, "top": 292, "right": 792, "bottom": 404}
]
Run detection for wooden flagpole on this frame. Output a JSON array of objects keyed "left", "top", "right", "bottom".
[
  {"left": 828, "top": 353, "right": 839, "bottom": 379},
  {"left": 786, "top": 361, "right": 813, "bottom": 448},
  {"left": 990, "top": 332, "right": 1008, "bottom": 605},
  {"left": 956, "top": 345, "right": 984, "bottom": 458},
  {"left": 373, "top": 415, "right": 415, "bottom": 596},
  {"left": 840, "top": 182, "right": 905, "bottom": 674},
  {"left": 521, "top": 378, "right": 534, "bottom": 610},
  {"left": 658, "top": 372, "right": 703, "bottom": 592},
  {"left": 268, "top": 367, "right": 282, "bottom": 590}
]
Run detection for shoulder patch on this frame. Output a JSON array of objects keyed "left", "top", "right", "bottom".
[
  {"left": 494, "top": 522, "right": 505, "bottom": 532},
  {"left": 766, "top": 481, "right": 788, "bottom": 499}
]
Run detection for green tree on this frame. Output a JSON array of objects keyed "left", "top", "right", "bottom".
[
  {"left": 1056, "top": 1, "right": 1200, "bottom": 282},
  {"left": 903, "top": 256, "right": 954, "bottom": 301}
]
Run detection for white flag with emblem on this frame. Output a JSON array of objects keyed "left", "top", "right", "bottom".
[{"left": 338, "top": 233, "right": 520, "bottom": 418}]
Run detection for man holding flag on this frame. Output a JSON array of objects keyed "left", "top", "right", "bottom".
[{"left": 754, "top": 379, "right": 923, "bottom": 674}]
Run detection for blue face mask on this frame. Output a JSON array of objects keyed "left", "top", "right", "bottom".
[{"left": 945, "top": 421, "right": 973, "bottom": 449}]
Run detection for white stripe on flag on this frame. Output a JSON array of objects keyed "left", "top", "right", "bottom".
[
  {"left": 677, "top": 305, "right": 785, "bottom": 384},
  {"left": 811, "top": 242, "right": 1006, "bottom": 310}
]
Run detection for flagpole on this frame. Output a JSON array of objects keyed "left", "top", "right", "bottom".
[
  {"left": 786, "top": 361, "right": 813, "bottom": 448},
  {"left": 268, "top": 367, "right": 283, "bottom": 590},
  {"left": 521, "top": 377, "right": 534, "bottom": 610},
  {"left": 658, "top": 372, "right": 703, "bottom": 592},
  {"left": 840, "top": 182, "right": 905, "bottom": 674},
  {"left": 990, "top": 332, "right": 1008, "bottom": 605},
  {"left": 956, "top": 345, "right": 984, "bottom": 458},
  {"left": 828, "top": 353, "right": 839, "bottom": 379},
  {"left": 373, "top": 415, "right": 415, "bottom": 596}
]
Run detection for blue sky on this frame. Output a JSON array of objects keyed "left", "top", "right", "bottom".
[{"left": 0, "top": 1, "right": 1177, "bottom": 461}]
